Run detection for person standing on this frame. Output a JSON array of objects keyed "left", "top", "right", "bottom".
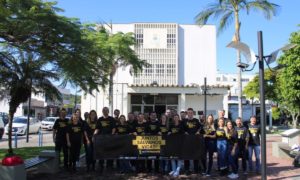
[
  {"left": 248, "top": 116, "right": 261, "bottom": 174},
  {"left": 168, "top": 114, "right": 184, "bottom": 177},
  {"left": 133, "top": 113, "right": 148, "bottom": 173},
  {"left": 147, "top": 112, "right": 160, "bottom": 173},
  {"left": 66, "top": 114, "right": 88, "bottom": 172},
  {"left": 94, "top": 107, "right": 116, "bottom": 172},
  {"left": 116, "top": 115, "right": 131, "bottom": 173},
  {"left": 158, "top": 114, "right": 169, "bottom": 174},
  {"left": 85, "top": 110, "right": 98, "bottom": 171},
  {"left": 235, "top": 117, "right": 249, "bottom": 174},
  {"left": 202, "top": 114, "right": 216, "bottom": 176},
  {"left": 226, "top": 121, "right": 239, "bottom": 179},
  {"left": 216, "top": 118, "right": 228, "bottom": 176},
  {"left": 53, "top": 108, "right": 69, "bottom": 169},
  {"left": 183, "top": 108, "right": 201, "bottom": 174}
]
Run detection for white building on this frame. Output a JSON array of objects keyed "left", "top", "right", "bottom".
[
  {"left": 81, "top": 23, "right": 229, "bottom": 118},
  {"left": 216, "top": 72, "right": 265, "bottom": 120}
]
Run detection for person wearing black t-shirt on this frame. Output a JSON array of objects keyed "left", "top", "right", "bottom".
[
  {"left": 203, "top": 114, "right": 216, "bottom": 176},
  {"left": 214, "top": 110, "right": 228, "bottom": 130},
  {"left": 94, "top": 107, "right": 116, "bottom": 171},
  {"left": 248, "top": 116, "right": 261, "bottom": 174},
  {"left": 53, "top": 108, "right": 69, "bottom": 169},
  {"left": 158, "top": 114, "right": 169, "bottom": 174},
  {"left": 127, "top": 112, "right": 137, "bottom": 134},
  {"left": 133, "top": 113, "right": 148, "bottom": 172},
  {"left": 168, "top": 114, "right": 184, "bottom": 177},
  {"left": 146, "top": 112, "right": 160, "bottom": 173},
  {"left": 235, "top": 117, "right": 249, "bottom": 174},
  {"left": 216, "top": 118, "right": 228, "bottom": 176},
  {"left": 85, "top": 110, "right": 98, "bottom": 171},
  {"left": 183, "top": 108, "right": 201, "bottom": 174},
  {"left": 226, "top": 121, "right": 239, "bottom": 179},
  {"left": 116, "top": 115, "right": 131, "bottom": 173},
  {"left": 75, "top": 108, "right": 87, "bottom": 168},
  {"left": 66, "top": 114, "right": 88, "bottom": 172}
]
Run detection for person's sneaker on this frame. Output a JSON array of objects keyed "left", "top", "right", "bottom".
[
  {"left": 173, "top": 171, "right": 179, "bottom": 177},
  {"left": 169, "top": 171, "right": 175, "bottom": 176},
  {"left": 202, "top": 172, "right": 206, "bottom": 175},
  {"left": 228, "top": 173, "right": 234, "bottom": 178},
  {"left": 206, "top": 173, "right": 211, "bottom": 177}
]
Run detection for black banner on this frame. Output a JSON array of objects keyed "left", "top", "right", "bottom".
[{"left": 94, "top": 135, "right": 205, "bottom": 160}]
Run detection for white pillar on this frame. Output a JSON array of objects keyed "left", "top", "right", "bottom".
[{"left": 179, "top": 93, "right": 186, "bottom": 111}]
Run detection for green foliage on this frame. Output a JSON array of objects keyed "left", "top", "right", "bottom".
[
  {"left": 277, "top": 30, "right": 300, "bottom": 127},
  {"left": 195, "top": 0, "right": 279, "bottom": 34},
  {"left": 0, "top": 146, "right": 54, "bottom": 160},
  {"left": 272, "top": 107, "right": 280, "bottom": 121},
  {"left": 243, "top": 70, "right": 279, "bottom": 102}
]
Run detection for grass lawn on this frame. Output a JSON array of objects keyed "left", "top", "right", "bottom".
[{"left": 0, "top": 146, "right": 55, "bottom": 160}]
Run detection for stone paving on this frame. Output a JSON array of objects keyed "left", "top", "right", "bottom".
[{"left": 25, "top": 134, "right": 300, "bottom": 180}]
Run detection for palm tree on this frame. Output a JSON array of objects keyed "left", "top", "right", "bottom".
[
  {"left": 97, "top": 25, "right": 148, "bottom": 115},
  {"left": 0, "top": 51, "right": 62, "bottom": 154},
  {"left": 195, "top": 0, "right": 279, "bottom": 119}
]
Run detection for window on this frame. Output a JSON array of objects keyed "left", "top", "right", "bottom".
[
  {"left": 216, "top": 77, "right": 221, "bottom": 81},
  {"left": 131, "top": 95, "right": 143, "bottom": 104}
]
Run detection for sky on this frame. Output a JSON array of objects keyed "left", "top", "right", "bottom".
[{"left": 55, "top": 0, "right": 299, "bottom": 75}]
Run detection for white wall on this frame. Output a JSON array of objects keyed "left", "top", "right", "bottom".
[{"left": 179, "top": 25, "right": 216, "bottom": 86}]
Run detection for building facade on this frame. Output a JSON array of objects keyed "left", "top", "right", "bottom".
[{"left": 81, "top": 23, "right": 229, "bottom": 118}]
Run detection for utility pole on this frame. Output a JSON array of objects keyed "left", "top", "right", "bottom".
[{"left": 258, "top": 31, "right": 267, "bottom": 180}]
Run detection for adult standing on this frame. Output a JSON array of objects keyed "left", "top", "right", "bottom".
[
  {"left": 248, "top": 116, "right": 261, "bottom": 174},
  {"left": 85, "top": 110, "right": 98, "bottom": 171},
  {"left": 235, "top": 117, "right": 249, "bottom": 174},
  {"left": 53, "top": 108, "right": 69, "bottom": 169},
  {"left": 94, "top": 107, "right": 116, "bottom": 172},
  {"left": 147, "top": 112, "right": 160, "bottom": 173},
  {"left": 183, "top": 108, "right": 201, "bottom": 174},
  {"left": 216, "top": 118, "right": 228, "bottom": 176}
]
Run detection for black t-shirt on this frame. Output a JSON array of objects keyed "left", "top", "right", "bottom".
[
  {"left": 85, "top": 120, "right": 97, "bottom": 138},
  {"left": 96, "top": 116, "right": 116, "bottom": 135},
  {"left": 235, "top": 126, "right": 249, "bottom": 146},
  {"left": 127, "top": 120, "right": 137, "bottom": 133},
  {"left": 53, "top": 118, "right": 69, "bottom": 142},
  {"left": 216, "top": 128, "right": 227, "bottom": 140},
  {"left": 116, "top": 124, "right": 129, "bottom": 135},
  {"left": 67, "top": 122, "right": 84, "bottom": 144},
  {"left": 226, "top": 129, "right": 237, "bottom": 145},
  {"left": 169, "top": 123, "right": 184, "bottom": 134},
  {"left": 134, "top": 122, "right": 148, "bottom": 135},
  {"left": 203, "top": 125, "right": 216, "bottom": 141},
  {"left": 159, "top": 124, "right": 168, "bottom": 135},
  {"left": 183, "top": 118, "right": 200, "bottom": 135},
  {"left": 248, "top": 124, "right": 260, "bottom": 146},
  {"left": 148, "top": 120, "right": 160, "bottom": 135}
]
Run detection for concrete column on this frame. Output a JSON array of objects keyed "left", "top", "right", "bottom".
[{"left": 179, "top": 93, "right": 186, "bottom": 111}]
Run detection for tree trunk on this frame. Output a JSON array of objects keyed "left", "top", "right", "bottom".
[
  {"left": 8, "top": 104, "right": 17, "bottom": 154},
  {"left": 108, "top": 72, "right": 114, "bottom": 116},
  {"left": 292, "top": 113, "right": 298, "bottom": 129},
  {"left": 234, "top": 10, "right": 243, "bottom": 119}
]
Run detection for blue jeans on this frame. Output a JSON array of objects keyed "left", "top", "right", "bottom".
[
  {"left": 217, "top": 139, "right": 227, "bottom": 169},
  {"left": 171, "top": 159, "right": 183, "bottom": 172},
  {"left": 248, "top": 145, "right": 261, "bottom": 172},
  {"left": 228, "top": 144, "right": 238, "bottom": 174}
]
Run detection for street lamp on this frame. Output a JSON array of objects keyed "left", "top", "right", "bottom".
[
  {"left": 227, "top": 31, "right": 296, "bottom": 180},
  {"left": 200, "top": 77, "right": 210, "bottom": 118}
]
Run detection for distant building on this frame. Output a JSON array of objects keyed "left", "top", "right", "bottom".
[
  {"left": 81, "top": 23, "right": 229, "bottom": 118},
  {"left": 0, "top": 87, "right": 73, "bottom": 119}
]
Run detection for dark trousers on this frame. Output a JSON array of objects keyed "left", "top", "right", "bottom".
[
  {"left": 235, "top": 145, "right": 247, "bottom": 172},
  {"left": 55, "top": 140, "right": 68, "bottom": 167},
  {"left": 204, "top": 140, "right": 216, "bottom": 174},
  {"left": 136, "top": 160, "right": 145, "bottom": 172},
  {"left": 227, "top": 144, "right": 238, "bottom": 174},
  {"left": 86, "top": 142, "right": 95, "bottom": 169},
  {"left": 69, "top": 142, "right": 81, "bottom": 168}
]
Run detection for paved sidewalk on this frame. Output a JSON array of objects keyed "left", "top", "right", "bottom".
[{"left": 25, "top": 134, "right": 300, "bottom": 180}]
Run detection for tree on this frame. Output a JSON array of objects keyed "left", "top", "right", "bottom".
[
  {"left": 277, "top": 31, "right": 300, "bottom": 128},
  {"left": 0, "top": 0, "right": 108, "bottom": 154},
  {"left": 96, "top": 25, "right": 148, "bottom": 115},
  {"left": 243, "top": 69, "right": 279, "bottom": 102},
  {"left": 195, "top": 0, "right": 279, "bottom": 119}
]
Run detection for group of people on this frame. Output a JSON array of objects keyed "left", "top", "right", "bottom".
[{"left": 52, "top": 107, "right": 261, "bottom": 179}]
